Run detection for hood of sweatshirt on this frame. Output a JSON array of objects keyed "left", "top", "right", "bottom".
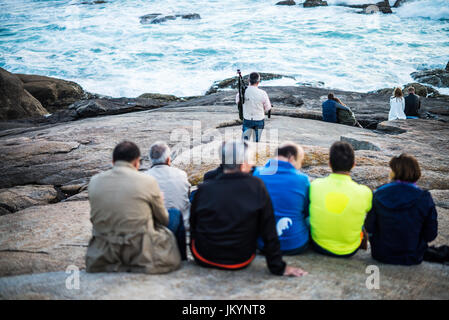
[{"left": 375, "top": 182, "right": 424, "bottom": 210}]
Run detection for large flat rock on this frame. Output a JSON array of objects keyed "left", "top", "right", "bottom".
[
  {"left": 0, "top": 102, "right": 448, "bottom": 299},
  {"left": 0, "top": 200, "right": 448, "bottom": 299}
]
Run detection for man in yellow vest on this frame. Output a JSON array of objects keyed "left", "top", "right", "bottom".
[{"left": 309, "top": 141, "right": 372, "bottom": 257}]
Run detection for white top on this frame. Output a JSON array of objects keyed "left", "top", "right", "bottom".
[
  {"left": 146, "top": 165, "right": 191, "bottom": 230},
  {"left": 236, "top": 85, "right": 272, "bottom": 121},
  {"left": 388, "top": 96, "right": 406, "bottom": 121}
]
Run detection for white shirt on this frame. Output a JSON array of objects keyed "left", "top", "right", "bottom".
[
  {"left": 146, "top": 164, "right": 191, "bottom": 230},
  {"left": 388, "top": 96, "right": 406, "bottom": 121},
  {"left": 236, "top": 85, "right": 272, "bottom": 121}
]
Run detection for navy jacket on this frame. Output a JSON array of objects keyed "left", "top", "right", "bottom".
[
  {"left": 322, "top": 99, "right": 350, "bottom": 123},
  {"left": 404, "top": 94, "right": 421, "bottom": 117},
  {"left": 365, "top": 182, "right": 438, "bottom": 265}
]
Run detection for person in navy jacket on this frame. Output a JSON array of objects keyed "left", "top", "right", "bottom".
[
  {"left": 365, "top": 154, "right": 438, "bottom": 265},
  {"left": 253, "top": 142, "right": 310, "bottom": 255}
]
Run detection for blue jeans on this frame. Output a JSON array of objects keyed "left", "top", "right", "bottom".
[
  {"left": 167, "top": 208, "right": 187, "bottom": 260},
  {"left": 242, "top": 119, "right": 264, "bottom": 142},
  {"left": 406, "top": 116, "right": 419, "bottom": 119}
]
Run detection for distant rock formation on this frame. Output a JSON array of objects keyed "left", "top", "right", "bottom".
[
  {"left": 0, "top": 68, "right": 48, "bottom": 121},
  {"left": 276, "top": 1, "right": 296, "bottom": 5},
  {"left": 15, "top": 74, "right": 87, "bottom": 113},
  {"left": 411, "top": 62, "right": 449, "bottom": 88},
  {"left": 303, "top": 0, "right": 328, "bottom": 8},
  {"left": 140, "top": 13, "right": 201, "bottom": 24}
]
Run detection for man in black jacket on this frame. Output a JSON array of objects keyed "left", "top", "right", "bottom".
[
  {"left": 190, "top": 140, "right": 307, "bottom": 277},
  {"left": 404, "top": 86, "right": 421, "bottom": 119}
]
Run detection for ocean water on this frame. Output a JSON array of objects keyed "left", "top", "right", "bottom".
[{"left": 0, "top": 0, "right": 448, "bottom": 97}]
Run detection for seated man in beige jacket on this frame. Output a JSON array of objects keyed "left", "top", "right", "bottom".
[{"left": 86, "top": 141, "right": 185, "bottom": 274}]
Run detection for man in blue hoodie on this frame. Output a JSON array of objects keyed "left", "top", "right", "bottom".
[
  {"left": 365, "top": 154, "right": 438, "bottom": 265},
  {"left": 254, "top": 142, "right": 310, "bottom": 255},
  {"left": 322, "top": 93, "right": 351, "bottom": 123}
]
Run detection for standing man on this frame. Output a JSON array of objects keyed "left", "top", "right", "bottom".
[
  {"left": 236, "top": 72, "right": 272, "bottom": 142},
  {"left": 404, "top": 86, "right": 421, "bottom": 119}
]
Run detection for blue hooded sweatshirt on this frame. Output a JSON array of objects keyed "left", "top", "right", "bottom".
[
  {"left": 253, "top": 159, "right": 310, "bottom": 252},
  {"left": 365, "top": 181, "right": 438, "bottom": 265}
]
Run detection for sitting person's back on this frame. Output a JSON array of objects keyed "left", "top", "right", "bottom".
[
  {"left": 253, "top": 142, "right": 310, "bottom": 254},
  {"left": 146, "top": 141, "right": 191, "bottom": 230},
  {"left": 86, "top": 141, "right": 181, "bottom": 274},
  {"left": 309, "top": 142, "right": 372, "bottom": 257},
  {"left": 190, "top": 140, "right": 307, "bottom": 277},
  {"left": 365, "top": 154, "right": 438, "bottom": 265},
  {"left": 404, "top": 86, "right": 421, "bottom": 118},
  {"left": 322, "top": 93, "right": 351, "bottom": 123},
  {"left": 388, "top": 87, "right": 406, "bottom": 121}
]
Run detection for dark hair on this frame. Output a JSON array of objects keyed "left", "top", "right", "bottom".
[
  {"left": 113, "top": 141, "right": 141, "bottom": 163},
  {"left": 329, "top": 141, "right": 355, "bottom": 172},
  {"left": 328, "top": 93, "right": 335, "bottom": 100},
  {"left": 389, "top": 153, "right": 421, "bottom": 183},
  {"left": 277, "top": 144, "right": 298, "bottom": 160},
  {"left": 249, "top": 72, "right": 260, "bottom": 85}
]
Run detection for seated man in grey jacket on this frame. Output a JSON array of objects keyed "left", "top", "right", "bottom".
[{"left": 146, "top": 141, "right": 191, "bottom": 232}]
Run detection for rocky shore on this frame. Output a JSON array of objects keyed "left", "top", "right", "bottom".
[{"left": 0, "top": 67, "right": 448, "bottom": 299}]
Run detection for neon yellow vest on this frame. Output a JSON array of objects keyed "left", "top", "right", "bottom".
[{"left": 310, "top": 173, "right": 372, "bottom": 255}]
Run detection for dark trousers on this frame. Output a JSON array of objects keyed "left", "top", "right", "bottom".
[
  {"left": 167, "top": 208, "right": 187, "bottom": 260},
  {"left": 242, "top": 119, "right": 264, "bottom": 142}
]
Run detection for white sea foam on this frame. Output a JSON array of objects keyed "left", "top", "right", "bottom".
[{"left": 0, "top": 0, "right": 448, "bottom": 97}]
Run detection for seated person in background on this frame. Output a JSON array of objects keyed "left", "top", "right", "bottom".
[
  {"left": 146, "top": 141, "right": 191, "bottom": 232},
  {"left": 365, "top": 154, "right": 438, "bottom": 265},
  {"left": 388, "top": 87, "right": 407, "bottom": 121},
  {"left": 190, "top": 140, "right": 307, "bottom": 277},
  {"left": 404, "top": 86, "right": 421, "bottom": 119},
  {"left": 322, "top": 93, "right": 351, "bottom": 124},
  {"left": 86, "top": 141, "right": 184, "bottom": 275},
  {"left": 309, "top": 141, "right": 372, "bottom": 258},
  {"left": 253, "top": 141, "right": 310, "bottom": 255}
]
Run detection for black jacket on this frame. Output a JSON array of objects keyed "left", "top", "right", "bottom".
[
  {"left": 404, "top": 94, "right": 421, "bottom": 117},
  {"left": 365, "top": 182, "right": 438, "bottom": 265},
  {"left": 203, "top": 165, "right": 224, "bottom": 181},
  {"left": 190, "top": 172, "right": 286, "bottom": 275}
]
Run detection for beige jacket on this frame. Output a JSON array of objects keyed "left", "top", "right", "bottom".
[{"left": 86, "top": 161, "right": 181, "bottom": 274}]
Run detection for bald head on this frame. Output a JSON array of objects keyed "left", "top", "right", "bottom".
[{"left": 277, "top": 141, "right": 304, "bottom": 169}]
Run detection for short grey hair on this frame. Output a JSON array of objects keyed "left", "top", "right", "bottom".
[
  {"left": 149, "top": 141, "right": 171, "bottom": 165},
  {"left": 220, "top": 140, "right": 253, "bottom": 170}
]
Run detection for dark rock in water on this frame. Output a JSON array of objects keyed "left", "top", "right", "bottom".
[
  {"left": 0, "top": 68, "right": 48, "bottom": 121},
  {"left": 276, "top": 0, "right": 296, "bottom": 5},
  {"left": 411, "top": 63, "right": 449, "bottom": 88},
  {"left": 176, "top": 13, "right": 201, "bottom": 20},
  {"left": 341, "top": 1, "right": 393, "bottom": 14},
  {"left": 206, "top": 73, "right": 296, "bottom": 95},
  {"left": 340, "top": 136, "right": 381, "bottom": 151},
  {"left": 140, "top": 13, "right": 200, "bottom": 24},
  {"left": 80, "top": 0, "right": 107, "bottom": 4},
  {"left": 14, "top": 74, "right": 87, "bottom": 113},
  {"left": 303, "top": 0, "right": 328, "bottom": 8}
]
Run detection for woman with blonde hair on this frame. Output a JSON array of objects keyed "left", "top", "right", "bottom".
[{"left": 388, "top": 87, "right": 406, "bottom": 121}]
